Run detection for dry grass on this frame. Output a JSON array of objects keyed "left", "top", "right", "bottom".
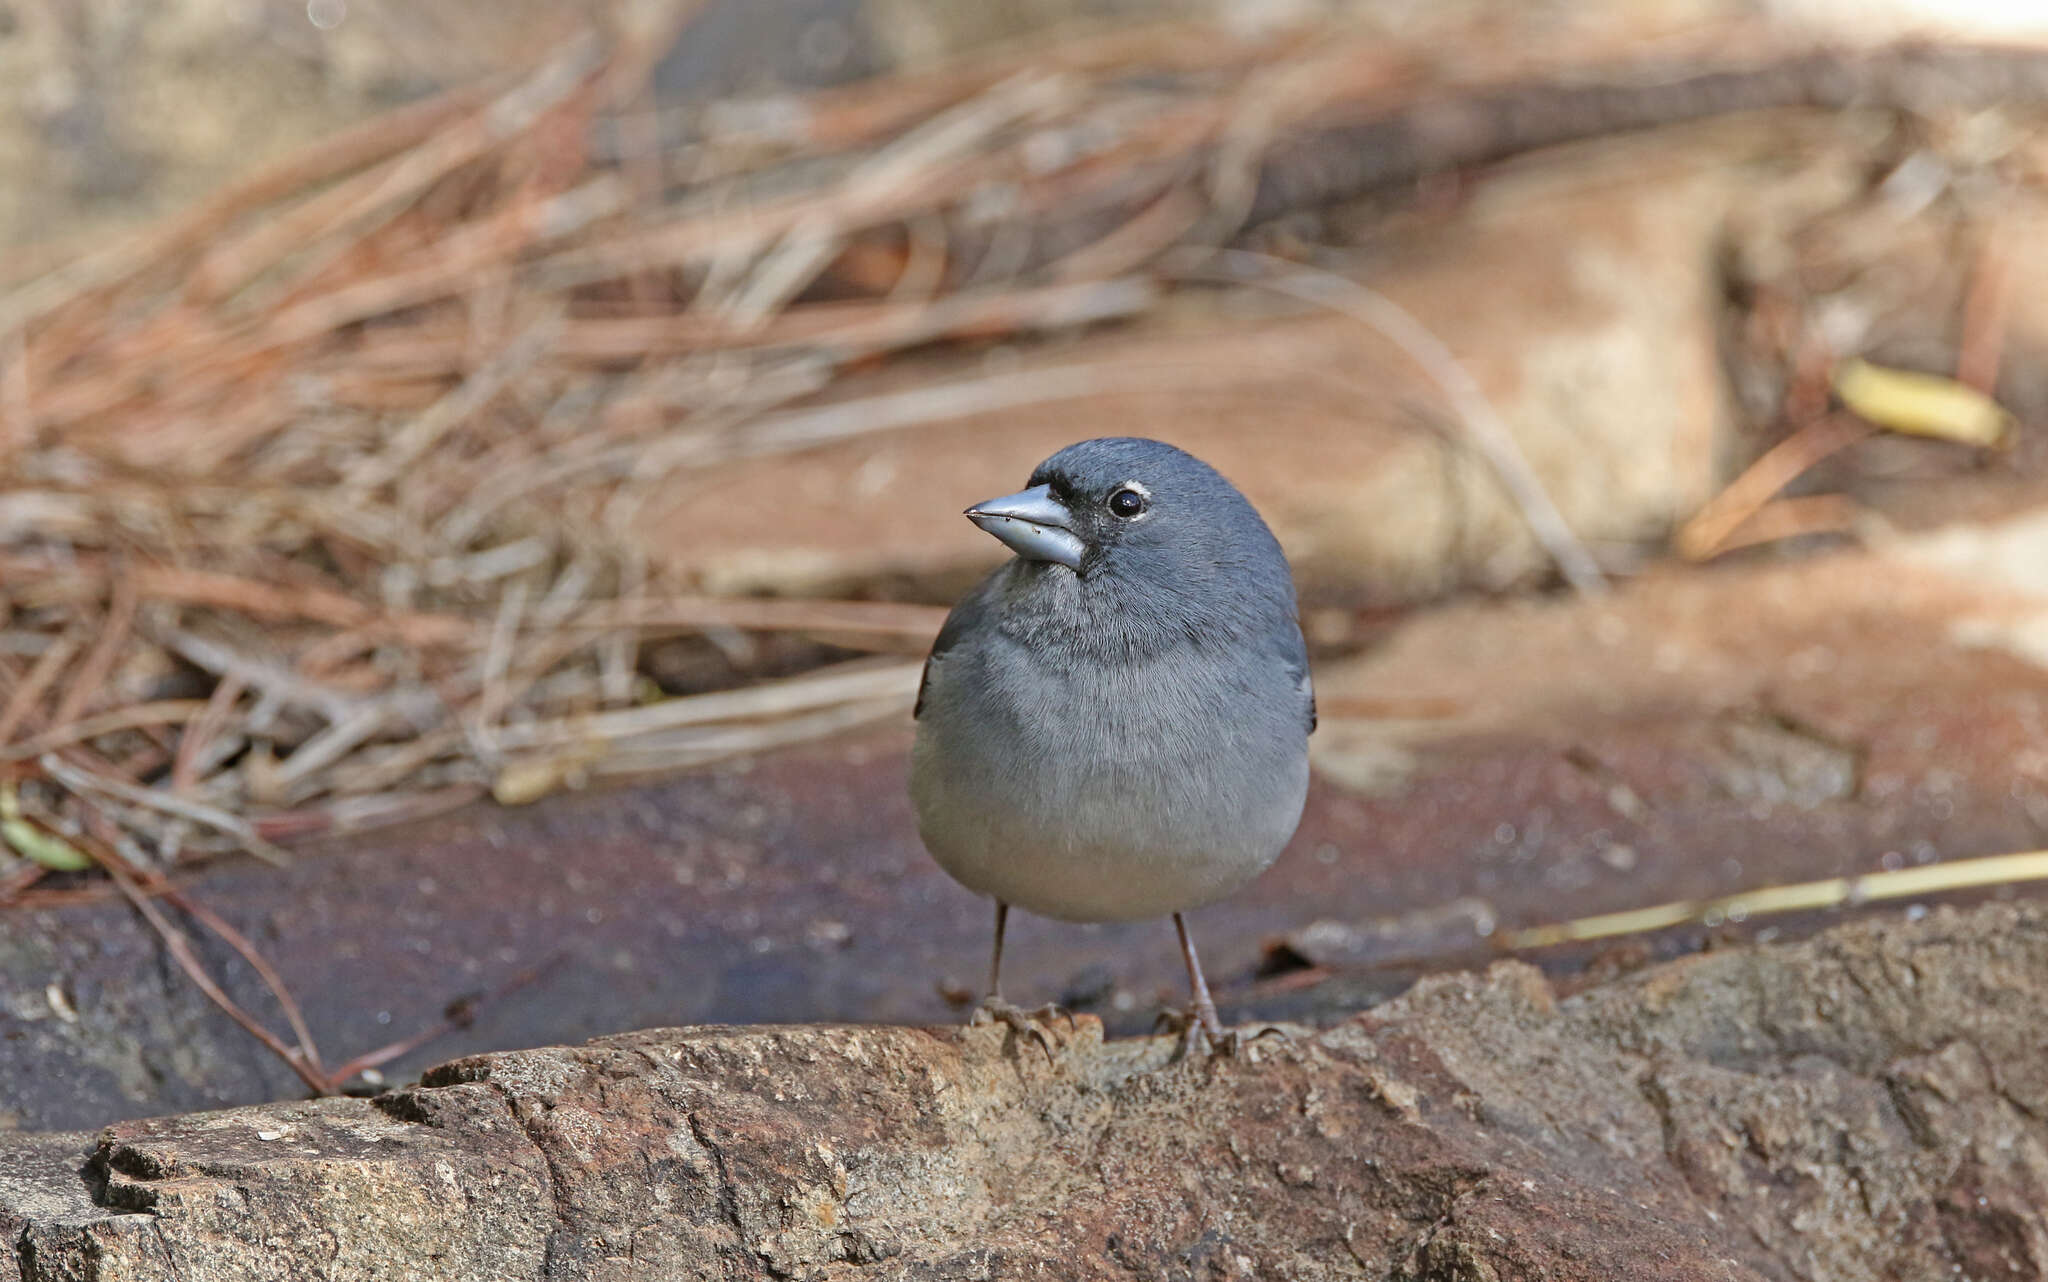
[{"left": 0, "top": 11, "right": 1411, "bottom": 876}]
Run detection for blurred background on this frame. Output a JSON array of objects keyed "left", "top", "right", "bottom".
[{"left": 7, "top": 0, "right": 2048, "bottom": 1130}]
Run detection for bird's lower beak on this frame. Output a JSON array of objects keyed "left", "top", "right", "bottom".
[{"left": 965, "top": 483, "right": 1086, "bottom": 570}]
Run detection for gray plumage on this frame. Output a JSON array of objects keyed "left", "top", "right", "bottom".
[{"left": 911, "top": 438, "right": 1314, "bottom": 930}]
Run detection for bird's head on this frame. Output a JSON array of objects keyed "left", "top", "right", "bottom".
[{"left": 965, "top": 437, "right": 1290, "bottom": 611}]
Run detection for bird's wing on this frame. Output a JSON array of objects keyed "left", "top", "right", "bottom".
[
  {"left": 1276, "top": 615, "right": 1316, "bottom": 735},
  {"left": 914, "top": 568, "right": 1003, "bottom": 720}
]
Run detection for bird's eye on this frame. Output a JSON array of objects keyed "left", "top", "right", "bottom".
[{"left": 1107, "top": 487, "right": 1147, "bottom": 518}]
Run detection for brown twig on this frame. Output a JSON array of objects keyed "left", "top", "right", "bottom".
[
  {"left": 132, "top": 565, "right": 472, "bottom": 646},
  {"left": 155, "top": 881, "right": 326, "bottom": 1078},
  {"left": 0, "top": 700, "right": 209, "bottom": 762},
  {"left": 0, "top": 860, "right": 45, "bottom": 903},
  {"left": 315, "top": 952, "right": 562, "bottom": 1091},
  {"left": 95, "top": 845, "right": 329, "bottom": 1095},
  {"left": 1699, "top": 494, "right": 1864, "bottom": 556},
  {"left": 171, "top": 673, "right": 246, "bottom": 795},
  {"left": 40, "top": 752, "right": 292, "bottom": 866},
  {"left": 1675, "top": 416, "right": 1874, "bottom": 562},
  {"left": 1956, "top": 215, "right": 2013, "bottom": 394},
  {"left": 0, "top": 630, "right": 80, "bottom": 746},
  {"left": 47, "top": 571, "right": 138, "bottom": 736}
]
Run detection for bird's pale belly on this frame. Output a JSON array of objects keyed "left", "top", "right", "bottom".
[{"left": 909, "top": 725, "right": 1309, "bottom": 923}]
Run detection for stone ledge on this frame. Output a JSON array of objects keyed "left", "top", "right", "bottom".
[{"left": 8, "top": 901, "right": 2047, "bottom": 1279}]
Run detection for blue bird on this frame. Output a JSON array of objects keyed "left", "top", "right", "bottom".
[{"left": 911, "top": 437, "right": 1314, "bottom": 1052}]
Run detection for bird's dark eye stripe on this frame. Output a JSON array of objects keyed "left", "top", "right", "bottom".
[
  {"left": 1107, "top": 487, "right": 1146, "bottom": 518},
  {"left": 1033, "top": 473, "right": 1075, "bottom": 502}
]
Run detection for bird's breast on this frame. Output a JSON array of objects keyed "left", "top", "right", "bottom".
[{"left": 910, "top": 635, "right": 1309, "bottom": 922}]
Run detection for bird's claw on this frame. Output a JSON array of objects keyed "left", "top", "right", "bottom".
[
  {"left": 1153, "top": 1008, "right": 1290, "bottom": 1060},
  {"left": 971, "top": 996, "right": 1072, "bottom": 1062}
]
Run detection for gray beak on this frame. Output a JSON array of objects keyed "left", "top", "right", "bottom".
[{"left": 966, "top": 483, "right": 1086, "bottom": 570}]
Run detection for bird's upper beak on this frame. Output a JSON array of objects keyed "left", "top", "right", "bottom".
[{"left": 965, "top": 483, "right": 1085, "bottom": 570}]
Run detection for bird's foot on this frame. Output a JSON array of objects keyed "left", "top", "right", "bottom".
[
  {"left": 1153, "top": 1007, "right": 1289, "bottom": 1060},
  {"left": 971, "top": 996, "right": 1074, "bottom": 1062}
]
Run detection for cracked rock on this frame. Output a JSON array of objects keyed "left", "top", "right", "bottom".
[{"left": 9, "top": 902, "right": 2048, "bottom": 1278}]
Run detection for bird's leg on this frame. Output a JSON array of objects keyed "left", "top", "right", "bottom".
[
  {"left": 1171, "top": 912, "right": 1229, "bottom": 1055},
  {"left": 988, "top": 899, "right": 1009, "bottom": 997},
  {"left": 970, "top": 900, "right": 1069, "bottom": 1060},
  {"left": 1157, "top": 913, "right": 1289, "bottom": 1059}
]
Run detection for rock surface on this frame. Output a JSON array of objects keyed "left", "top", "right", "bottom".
[
  {"left": 647, "top": 119, "right": 1759, "bottom": 603},
  {"left": 6, "top": 901, "right": 2048, "bottom": 1280}
]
